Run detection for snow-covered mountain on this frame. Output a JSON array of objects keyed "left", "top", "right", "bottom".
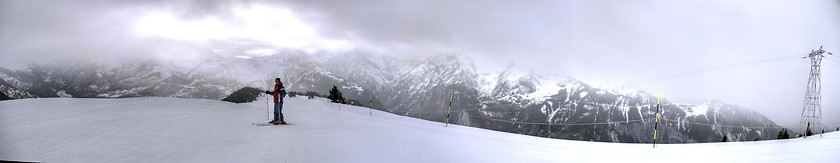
[
  {"left": 472, "top": 72, "right": 780, "bottom": 143},
  {"left": 1, "top": 97, "right": 837, "bottom": 162},
  {"left": 0, "top": 51, "right": 783, "bottom": 143},
  {"left": 0, "top": 61, "right": 240, "bottom": 99}
]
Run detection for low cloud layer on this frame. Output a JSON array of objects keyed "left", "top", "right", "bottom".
[{"left": 1, "top": 0, "right": 839, "bottom": 129}]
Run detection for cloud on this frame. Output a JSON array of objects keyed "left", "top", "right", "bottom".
[
  {"left": 274, "top": 0, "right": 840, "bottom": 129},
  {"left": 0, "top": 0, "right": 348, "bottom": 66},
  {"left": 1, "top": 0, "right": 839, "bottom": 129}
]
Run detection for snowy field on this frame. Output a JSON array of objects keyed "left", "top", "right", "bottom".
[{"left": 1, "top": 97, "right": 838, "bottom": 162}]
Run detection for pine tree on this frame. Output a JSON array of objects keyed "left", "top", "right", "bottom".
[
  {"left": 753, "top": 137, "right": 759, "bottom": 141},
  {"left": 327, "top": 85, "right": 345, "bottom": 104},
  {"left": 836, "top": 127, "right": 839, "bottom": 131},
  {"left": 305, "top": 91, "right": 319, "bottom": 99},
  {"left": 783, "top": 129, "right": 790, "bottom": 139},
  {"left": 777, "top": 128, "right": 790, "bottom": 139},
  {"left": 721, "top": 135, "right": 728, "bottom": 142}
]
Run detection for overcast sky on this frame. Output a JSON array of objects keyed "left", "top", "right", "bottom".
[{"left": 1, "top": 0, "right": 839, "bottom": 129}]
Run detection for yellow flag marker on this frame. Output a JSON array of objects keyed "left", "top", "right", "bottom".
[
  {"left": 653, "top": 90, "right": 661, "bottom": 148},
  {"left": 445, "top": 91, "right": 453, "bottom": 127}
]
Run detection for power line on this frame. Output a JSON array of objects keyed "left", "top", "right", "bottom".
[
  {"left": 827, "top": 57, "right": 840, "bottom": 67},
  {"left": 622, "top": 55, "right": 801, "bottom": 86},
  {"left": 465, "top": 114, "right": 653, "bottom": 126},
  {"left": 660, "top": 119, "right": 783, "bottom": 129},
  {"left": 824, "top": 61, "right": 840, "bottom": 69},
  {"left": 403, "top": 51, "right": 827, "bottom": 131},
  {"left": 401, "top": 101, "right": 786, "bottom": 129},
  {"left": 407, "top": 55, "right": 811, "bottom": 115},
  {"left": 461, "top": 113, "right": 784, "bottom": 129},
  {"left": 407, "top": 100, "right": 662, "bottom": 114}
]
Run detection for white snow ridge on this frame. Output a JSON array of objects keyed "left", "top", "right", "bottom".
[
  {"left": 688, "top": 104, "right": 710, "bottom": 117},
  {"left": 1, "top": 97, "right": 839, "bottom": 162}
]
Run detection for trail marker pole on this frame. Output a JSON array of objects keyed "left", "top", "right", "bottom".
[
  {"left": 445, "top": 91, "right": 452, "bottom": 127},
  {"left": 653, "top": 91, "right": 661, "bottom": 148}
]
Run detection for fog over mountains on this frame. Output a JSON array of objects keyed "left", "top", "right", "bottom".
[
  {"left": 2, "top": 0, "right": 839, "bottom": 133},
  {"left": 0, "top": 50, "right": 784, "bottom": 143}
]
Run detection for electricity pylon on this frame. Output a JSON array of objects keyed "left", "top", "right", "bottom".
[{"left": 800, "top": 46, "right": 832, "bottom": 136}]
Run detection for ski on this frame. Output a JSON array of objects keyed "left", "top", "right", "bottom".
[{"left": 251, "top": 122, "right": 292, "bottom": 126}]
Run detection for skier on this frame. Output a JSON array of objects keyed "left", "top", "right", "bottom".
[{"left": 264, "top": 78, "right": 287, "bottom": 125}]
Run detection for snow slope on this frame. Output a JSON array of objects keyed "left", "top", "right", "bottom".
[{"left": 0, "top": 97, "right": 838, "bottom": 162}]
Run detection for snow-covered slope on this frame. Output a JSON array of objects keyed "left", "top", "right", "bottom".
[
  {"left": 0, "top": 97, "right": 838, "bottom": 162},
  {"left": 0, "top": 53, "right": 785, "bottom": 143}
]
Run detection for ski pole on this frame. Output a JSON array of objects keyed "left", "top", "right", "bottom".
[{"left": 266, "top": 95, "right": 270, "bottom": 121}]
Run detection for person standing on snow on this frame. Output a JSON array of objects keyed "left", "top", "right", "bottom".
[{"left": 264, "top": 78, "right": 287, "bottom": 125}]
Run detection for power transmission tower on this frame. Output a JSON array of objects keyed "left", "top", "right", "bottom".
[{"left": 799, "top": 46, "right": 832, "bottom": 137}]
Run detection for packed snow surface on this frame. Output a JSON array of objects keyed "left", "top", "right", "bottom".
[{"left": 1, "top": 97, "right": 838, "bottom": 162}]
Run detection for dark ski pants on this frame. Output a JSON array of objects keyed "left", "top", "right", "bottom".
[{"left": 274, "top": 102, "right": 284, "bottom": 122}]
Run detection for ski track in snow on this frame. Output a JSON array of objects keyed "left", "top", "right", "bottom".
[{"left": 1, "top": 97, "right": 839, "bottom": 162}]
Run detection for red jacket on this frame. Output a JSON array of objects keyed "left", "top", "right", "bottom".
[{"left": 270, "top": 82, "right": 285, "bottom": 103}]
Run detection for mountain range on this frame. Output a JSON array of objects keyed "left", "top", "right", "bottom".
[{"left": 0, "top": 50, "right": 783, "bottom": 143}]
